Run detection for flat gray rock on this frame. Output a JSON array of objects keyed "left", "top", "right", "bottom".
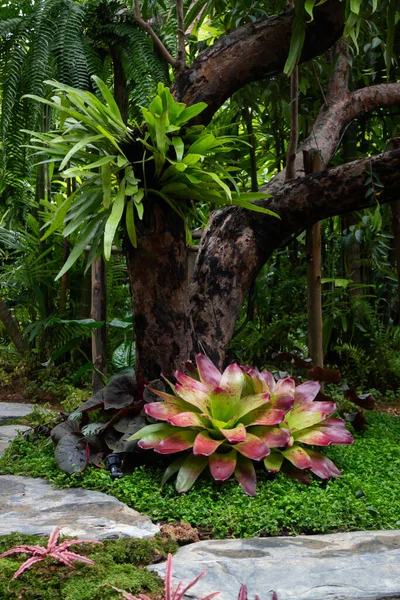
[
  {"left": 0, "top": 475, "right": 159, "bottom": 540},
  {"left": 0, "top": 425, "right": 31, "bottom": 456},
  {"left": 150, "top": 531, "right": 400, "bottom": 600},
  {"left": 0, "top": 402, "right": 34, "bottom": 424}
]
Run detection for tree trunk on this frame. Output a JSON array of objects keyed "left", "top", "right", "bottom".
[
  {"left": 125, "top": 198, "right": 193, "bottom": 380},
  {"left": 91, "top": 256, "right": 107, "bottom": 393},
  {"left": 0, "top": 296, "right": 28, "bottom": 355},
  {"left": 391, "top": 200, "right": 400, "bottom": 324}
]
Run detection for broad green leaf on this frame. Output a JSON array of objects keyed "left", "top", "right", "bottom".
[
  {"left": 207, "top": 171, "right": 231, "bottom": 199},
  {"left": 232, "top": 197, "right": 280, "bottom": 217},
  {"left": 283, "top": 17, "right": 306, "bottom": 75},
  {"left": 59, "top": 134, "right": 103, "bottom": 170},
  {"left": 40, "top": 191, "right": 76, "bottom": 241},
  {"left": 176, "top": 455, "right": 208, "bottom": 493},
  {"left": 92, "top": 75, "right": 123, "bottom": 119},
  {"left": 161, "top": 455, "right": 186, "bottom": 486},
  {"left": 188, "top": 134, "right": 220, "bottom": 155},
  {"left": 175, "top": 103, "right": 208, "bottom": 126},
  {"left": 104, "top": 178, "right": 126, "bottom": 260},
  {"left": 304, "top": 0, "right": 317, "bottom": 21},
  {"left": 172, "top": 136, "right": 184, "bottom": 161},
  {"left": 55, "top": 214, "right": 104, "bottom": 280},
  {"left": 129, "top": 423, "right": 171, "bottom": 441},
  {"left": 350, "top": 0, "right": 362, "bottom": 15},
  {"left": 135, "top": 202, "right": 144, "bottom": 220}
]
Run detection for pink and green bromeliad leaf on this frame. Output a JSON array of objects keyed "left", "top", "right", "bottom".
[
  {"left": 129, "top": 354, "right": 354, "bottom": 495},
  {"left": 0, "top": 528, "right": 103, "bottom": 580}
]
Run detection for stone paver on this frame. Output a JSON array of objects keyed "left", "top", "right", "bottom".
[
  {"left": 150, "top": 530, "right": 400, "bottom": 600},
  {"left": 0, "top": 475, "right": 159, "bottom": 540},
  {"left": 0, "top": 401, "right": 34, "bottom": 424},
  {"left": 0, "top": 424, "right": 31, "bottom": 456}
]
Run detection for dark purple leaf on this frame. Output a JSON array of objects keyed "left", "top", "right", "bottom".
[
  {"left": 143, "top": 379, "right": 166, "bottom": 404},
  {"left": 54, "top": 433, "right": 88, "bottom": 474},
  {"left": 307, "top": 366, "right": 342, "bottom": 384},
  {"left": 104, "top": 427, "right": 122, "bottom": 451},
  {"left": 112, "top": 432, "right": 141, "bottom": 453},
  {"left": 113, "top": 411, "right": 146, "bottom": 433},
  {"left": 346, "top": 410, "right": 368, "bottom": 430},
  {"left": 315, "top": 391, "right": 336, "bottom": 403},
  {"left": 103, "top": 376, "right": 137, "bottom": 410},
  {"left": 76, "top": 390, "right": 105, "bottom": 413},
  {"left": 273, "top": 352, "right": 313, "bottom": 369},
  {"left": 185, "top": 360, "right": 200, "bottom": 379},
  {"left": 344, "top": 388, "right": 375, "bottom": 410},
  {"left": 51, "top": 420, "right": 80, "bottom": 444}
]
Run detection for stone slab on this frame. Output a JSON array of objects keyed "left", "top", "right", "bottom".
[
  {"left": 0, "top": 475, "right": 159, "bottom": 540},
  {"left": 0, "top": 402, "right": 34, "bottom": 424},
  {"left": 0, "top": 425, "right": 31, "bottom": 456},
  {"left": 150, "top": 531, "right": 400, "bottom": 600}
]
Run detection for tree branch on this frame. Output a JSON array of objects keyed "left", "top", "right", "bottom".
[
  {"left": 190, "top": 149, "right": 400, "bottom": 366},
  {"left": 173, "top": 0, "right": 344, "bottom": 123},
  {"left": 134, "top": 0, "right": 179, "bottom": 69}
]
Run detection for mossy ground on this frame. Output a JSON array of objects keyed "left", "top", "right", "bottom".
[
  {"left": 0, "top": 533, "right": 177, "bottom": 600},
  {"left": 1, "top": 412, "right": 399, "bottom": 540}
]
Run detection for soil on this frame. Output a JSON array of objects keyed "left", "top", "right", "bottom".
[
  {"left": 375, "top": 402, "right": 400, "bottom": 416},
  {"left": 0, "top": 382, "right": 64, "bottom": 411}
]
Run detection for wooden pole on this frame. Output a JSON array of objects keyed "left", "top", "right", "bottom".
[
  {"left": 304, "top": 150, "right": 324, "bottom": 372},
  {"left": 91, "top": 256, "right": 107, "bottom": 393}
]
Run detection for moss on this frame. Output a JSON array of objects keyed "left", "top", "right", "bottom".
[
  {"left": 1, "top": 412, "right": 400, "bottom": 539},
  {"left": 0, "top": 534, "right": 176, "bottom": 600}
]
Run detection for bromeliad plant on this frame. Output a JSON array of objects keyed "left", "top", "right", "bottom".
[
  {"left": 130, "top": 354, "right": 354, "bottom": 495},
  {"left": 24, "top": 79, "right": 276, "bottom": 279},
  {"left": 0, "top": 528, "right": 103, "bottom": 580}
]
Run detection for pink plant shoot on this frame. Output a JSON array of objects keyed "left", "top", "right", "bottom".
[
  {"left": 0, "top": 527, "right": 103, "bottom": 580},
  {"left": 107, "top": 553, "right": 219, "bottom": 600},
  {"left": 130, "top": 354, "right": 354, "bottom": 494}
]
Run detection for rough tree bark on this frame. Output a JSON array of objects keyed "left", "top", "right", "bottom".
[
  {"left": 173, "top": 0, "right": 344, "bottom": 123},
  {"left": 190, "top": 150, "right": 400, "bottom": 367},
  {"left": 124, "top": 199, "right": 193, "bottom": 381},
  {"left": 91, "top": 256, "right": 107, "bottom": 393}
]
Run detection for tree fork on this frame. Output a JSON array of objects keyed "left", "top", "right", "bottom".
[{"left": 190, "top": 149, "right": 400, "bottom": 367}]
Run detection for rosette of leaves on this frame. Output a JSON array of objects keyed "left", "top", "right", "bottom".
[
  {"left": 23, "top": 80, "right": 277, "bottom": 279},
  {"left": 130, "top": 354, "right": 296, "bottom": 496},
  {"left": 244, "top": 367, "right": 354, "bottom": 484},
  {"left": 130, "top": 355, "right": 354, "bottom": 495}
]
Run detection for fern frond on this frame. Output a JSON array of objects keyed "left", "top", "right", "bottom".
[{"left": 52, "top": 1, "right": 89, "bottom": 89}]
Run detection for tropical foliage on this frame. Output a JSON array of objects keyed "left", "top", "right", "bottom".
[
  {"left": 24, "top": 79, "right": 275, "bottom": 278},
  {"left": 130, "top": 354, "right": 354, "bottom": 495}
]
